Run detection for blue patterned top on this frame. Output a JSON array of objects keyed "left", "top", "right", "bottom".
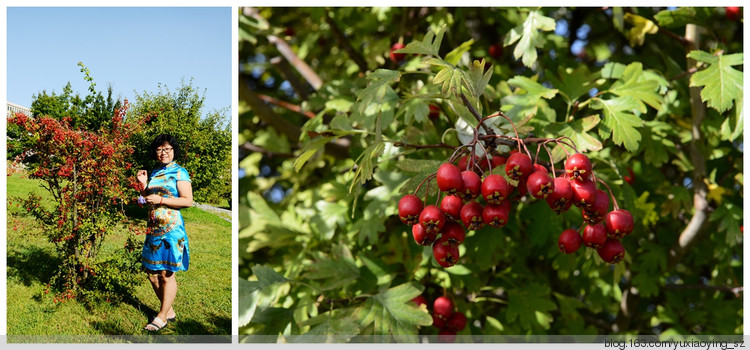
[{"left": 141, "top": 161, "right": 191, "bottom": 272}]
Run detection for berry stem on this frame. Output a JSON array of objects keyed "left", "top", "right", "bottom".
[
  {"left": 449, "top": 144, "right": 473, "bottom": 164},
  {"left": 542, "top": 142, "right": 556, "bottom": 177},
  {"left": 596, "top": 178, "right": 620, "bottom": 210},
  {"left": 414, "top": 173, "right": 437, "bottom": 198},
  {"left": 475, "top": 139, "right": 493, "bottom": 176}
]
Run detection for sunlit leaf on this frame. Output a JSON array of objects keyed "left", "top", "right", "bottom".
[
  {"left": 623, "top": 13, "right": 659, "bottom": 47},
  {"left": 353, "top": 282, "right": 432, "bottom": 342},
  {"left": 688, "top": 50, "right": 743, "bottom": 113},
  {"left": 504, "top": 10, "right": 556, "bottom": 68},
  {"left": 591, "top": 96, "right": 643, "bottom": 152}
]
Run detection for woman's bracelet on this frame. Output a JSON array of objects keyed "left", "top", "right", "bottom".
[{"left": 160, "top": 197, "right": 163, "bottom": 205}]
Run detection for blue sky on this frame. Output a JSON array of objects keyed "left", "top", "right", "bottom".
[{"left": 7, "top": 7, "right": 231, "bottom": 115}]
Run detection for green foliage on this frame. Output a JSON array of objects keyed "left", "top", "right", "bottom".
[
  {"left": 240, "top": 7, "right": 743, "bottom": 340},
  {"left": 127, "top": 80, "right": 232, "bottom": 204}
]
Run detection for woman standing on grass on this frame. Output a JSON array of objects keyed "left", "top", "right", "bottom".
[{"left": 136, "top": 134, "right": 193, "bottom": 332}]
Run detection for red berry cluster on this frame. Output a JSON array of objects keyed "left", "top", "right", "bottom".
[
  {"left": 412, "top": 295, "right": 466, "bottom": 342},
  {"left": 398, "top": 110, "right": 634, "bottom": 266},
  {"left": 556, "top": 153, "right": 634, "bottom": 263}
]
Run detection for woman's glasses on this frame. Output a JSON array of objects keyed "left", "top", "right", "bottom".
[{"left": 156, "top": 147, "right": 174, "bottom": 154}]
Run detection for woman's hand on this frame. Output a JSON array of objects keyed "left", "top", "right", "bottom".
[
  {"left": 137, "top": 170, "right": 148, "bottom": 187},
  {"left": 145, "top": 194, "right": 163, "bottom": 205}
]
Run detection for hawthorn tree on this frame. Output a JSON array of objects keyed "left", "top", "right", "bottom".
[
  {"left": 8, "top": 101, "right": 146, "bottom": 303},
  {"left": 239, "top": 7, "right": 743, "bottom": 339}
]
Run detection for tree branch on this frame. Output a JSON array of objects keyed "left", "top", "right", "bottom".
[
  {"left": 255, "top": 92, "right": 315, "bottom": 119},
  {"left": 668, "top": 24, "right": 710, "bottom": 268},
  {"left": 665, "top": 284, "right": 743, "bottom": 297},
  {"left": 240, "top": 142, "right": 296, "bottom": 158},
  {"left": 270, "top": 56, "right": 312, "bottom": 100},
  {"left": 324, "top": 10, "right": 369, "bottom": 74},
  {"left": 239, "top": 76, "right": 301, "bottom": 142}
]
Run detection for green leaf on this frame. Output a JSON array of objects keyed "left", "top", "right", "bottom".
[
  {"left": 353, "top": 282, "right": 433, "bottom": 341},
  {"left": 394, "top": 158, "right": 442, "bottom": 173},
  {"left": 623, "top": 13, "right": 658, "bottom": 47},
  {"left": 709, "top": 202, "right": 742, "bottom": 247},
  {"left": 304, "top": 247, "right": 359, "bottom": 291},
  {"left": 600, "top": 62, "right": 627, "bottom": 79},
  {"left": 688, "top": 50, "right": 743, "bottom": 113},
  {"left": 501, "top": 76, "right": 558, "bottom": 127},
  {"left": 506, "top": 283, "right": 557, "bottom": 331},
  {"left": 444, "top": 39, "right": 474, "bottom": 66},
  {"left": 433, "top": 65, "right": 471, "bottom": 99},
  {"left": 544, "top": 115, "right": 603, "bottom": 163},
  {"left": 545, "top": 65, "right": 599, "bottom": 103},
  {"left": 294, "top": 136, "right": 334, "bottom": 172},
  {"left": 467, "top": 59, "right": 493, "bottom": 99},
  {"left": 654, "top": 7, "right": 714, "bottom": 28},
  {"left": 504, "top": 10, "right": 556, "bottom": 68},
  {"left": 356, "top": 69, "right": 401, "bottom": 115},
  {"left": 305, "top": 317, "right": 361, "bottom": 338},
  {"left": 349, "top": 141, "right": 385, "bottom": 193},
  {"left": 239, "top": 266, "right": 290, "bottom": 327},
  {"left": 719, "top": 98, "right": 743, "bottom": 141},
  {"left": 591, "top": 96, "right": 643, "bottom": 152},
  {"left": 632, "top": 272, "right": 660, "bottom": 297},
  {"left": 400, "top": 98, "right": 430, "bottom": 125},
  {"left": 640, "top": 121, "right": 674, "bottom": 166},
  {"left": 396, "top": 25, "right": 446, "bottom": 57},
  {"left": 609, "top": 62, "right": 664, "bottom": 112}
]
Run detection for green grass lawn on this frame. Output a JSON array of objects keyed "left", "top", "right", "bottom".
[{"left": 6, "top": 171, "right": 232, "bottom": 338}]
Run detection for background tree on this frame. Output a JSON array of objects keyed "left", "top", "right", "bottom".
[
  {"left": 239, "top": 7, "right": 742, "bottom": 339},
  {"left": 127, "top": 79, "right": 232, "bottom": 206}
]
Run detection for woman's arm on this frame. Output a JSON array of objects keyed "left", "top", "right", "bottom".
[{"left": 145, "top": 181, "right": 194, "bottom": 208}]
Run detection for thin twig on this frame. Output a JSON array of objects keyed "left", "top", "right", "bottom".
[
  {"left": 324, "top": 10, "right": 369, "bottom": 74},
  {"left": 240, "top": 142, "right": 296, "bottom": 158},
  {"left": 256, "top": 93, "right": 316, "bottom": 119}
]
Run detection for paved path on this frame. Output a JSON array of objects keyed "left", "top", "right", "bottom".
[{"left": 194, "top": 203, "right": 231, "bottom": 222}]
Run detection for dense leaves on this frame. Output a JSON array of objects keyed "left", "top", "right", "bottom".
[{"left": 240, "top": 7, "right": 743, "bottom": 340}]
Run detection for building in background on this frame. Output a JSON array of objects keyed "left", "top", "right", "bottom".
[{"left": 7, "top": 102, "right": 31, "bottom": 117}]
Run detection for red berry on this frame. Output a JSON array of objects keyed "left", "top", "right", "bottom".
[
  {"left": 570, "top": 179, "right": 597, "bottom": 208},
  {"left": 398, "top": 194, "right": 424, "bottom": 225},
  {"left": 481, "top": 174, "right": 511, "bottom": 205},
  {"left": 412, "top": 295, "right": 428, "bottom": 308},
  {"left": 505, "top": 153, "right": 533, "bottom": 181},
  {"left": 624, "top": 167, "right": 635, "bottom": 185},
  {"left": 460, "top": 202, "right": 484, "bottom": 231},
  {"left": 490, "top": 155, "right": 506, "bottom": 169},
  {"left": 533, "top": 164, "right": 547, "bottom": 173},
  {"left": 446, "top": 312, "right": 467, "bottom": 331},
  {"left": 458, "top": 171, "right": 481, "bottom": 201},
  {"left": 432, "top": 237, "right": 460, "bottom": 268},
  {"left": 597, "top": 237, "right": 625, "bottom": 263},
  {"left": 726, "top": 7, "right": 741, "bottom": 22},
  {"left": 390, "top": 42, "right": 406, "bottom": 63},
  {"left": 441, "top": 222, "right": 466, "bottom": 245},
  {"left": 526, "top": 171, "right": 555, "bottom": 199},
  {"left": 440, "top": 195, "right": 464, "bottom": 222},
  {"left": 605, "top": 209, "right": 634, "bottom": 238},
  {"left": 489, "top": 43, "right": 503, "bottom": 59},
  {"left": 429, "top": 105, "right": 440, "bottom": 120},
  {"left": 433, "top": 313, "right": 447, "bottom": 328},
  {"left": 437, "top": 328, "right": 457, "bottom": 343},
  {"left": 412, "top": 223, "right": 437, "bottom": 246},
  {"left": 437, "top": 163, "right": 465, "bottom": 195},
  {"left": 558, "top": 228, "right": 582, "bottom": 254},
  {"left": 565, "top": 153, "right": 592, "bottom": 182},
  {"left": 482, "top": 202, "right": 510, "bottom": 228},
  {"left": 582, "top": 223, "right": 607, "bottom": 249},
  {"left": 546, "top": 177, "right": 573, "bottom": 214},
  {"left": 419, "top": 205, "right": 446, "bottom": 234},
  {"left": 583, "top": 189, "right": 609, "bottom": 224},
  {"left": 433, "top": 296, "right": 454, "bottom": 320}
]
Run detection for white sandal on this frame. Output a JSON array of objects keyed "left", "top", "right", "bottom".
[{"left": 144, "top": 316, "right": 168, "bottom": 332}]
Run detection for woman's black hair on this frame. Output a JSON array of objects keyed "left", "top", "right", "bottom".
[{"left": 149, "top": 134, "right": 181, "bottom": 160}]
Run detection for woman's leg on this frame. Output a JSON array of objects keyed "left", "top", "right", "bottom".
[{"left": 155, "top": 270, "right": 177, "bottom": 322}]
